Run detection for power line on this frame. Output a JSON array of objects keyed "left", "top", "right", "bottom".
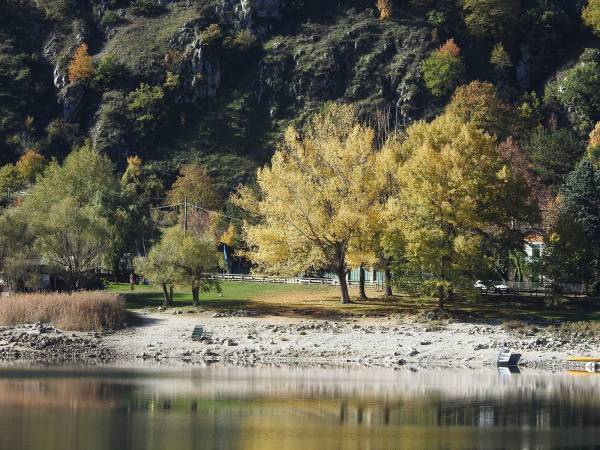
[{"left": 150, "top": 201, "right": 244, "bottom": 223}]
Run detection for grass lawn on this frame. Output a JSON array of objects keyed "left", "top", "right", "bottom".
[{"left": 106, "top": 281, "right": 600, "bottom": 323}]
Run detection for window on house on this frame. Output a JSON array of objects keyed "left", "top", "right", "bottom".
[{"left": 530, "top": 244, "right": 542, "bottom": 258}]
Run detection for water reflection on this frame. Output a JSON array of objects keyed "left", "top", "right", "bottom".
[{"left": 0, "top": 366, "right": 599, "bottom": 449}]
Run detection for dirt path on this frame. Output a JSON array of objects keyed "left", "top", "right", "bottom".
[{"left": 102, "top": 310, "right": 594, "bottom": 370}]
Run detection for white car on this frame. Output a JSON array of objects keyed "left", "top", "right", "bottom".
[{"left": 475, "top": 280, "right": 510, "bottom": 294}]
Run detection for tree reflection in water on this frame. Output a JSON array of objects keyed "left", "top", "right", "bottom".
[{"left": 0, "top": 366, "right": 600, "bottom": 449}]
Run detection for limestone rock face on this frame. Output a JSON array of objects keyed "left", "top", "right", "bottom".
[
  {"left": 256, "top": 11, "right": 430, "bottom": 124},
  {"left": 61, "top": 82, "right": 86, "bottom": 122},
  {"left": 169, "top": 22, "right": 222, "bottom": 103},
  {"left": 218, "top": 0, "right": 282, "bottom": 32}
]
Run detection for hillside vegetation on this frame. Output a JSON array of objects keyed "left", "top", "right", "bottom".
[
  {"left": 2, "top": 0, "right": 600, "bottom": 305},
  {"left": 0, "top": 0, "right": 592, "bottom": 190}
]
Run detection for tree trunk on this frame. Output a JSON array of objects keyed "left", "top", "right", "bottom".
[
  {"left": 161, "top": 283, "right": 172, "bottom": 307},
  {"left": 169, "top": 285, "right": 174, "bottom": 305},
  {"left": 337, "top": 270, "right": 351, "bottom": 304},
  {"left": 384, "top": 266, "right": 393, "bottom": 297},
  {"left": 358, "top": 266, "right": 367, "bottom": 300},
  {"left": 192, "top": 286, "right": 200, "bottom": 306},
  {"left": 438, "top": 285, "right": 445, "bottom": 310}
]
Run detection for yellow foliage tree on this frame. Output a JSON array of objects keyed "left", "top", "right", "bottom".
[
  {"left": 68, "top": 43, "right": 94, "bottom": 83},
  {"left": 445, "top": 80, "right": 514, "bottom": 139},
  {"left": 15, "top": 149, "right": 46, "bottom": 184},
  {"left": 438, "top": 38, "right": 461, "bottom": 57},
  {"left": 234, "top": 103, "right": 382, "bottom": 304},
  {"left": 387, "top": 113, "right": 535, "bottom": 309},
  {"left": 376, "top": 0, "right": 393, "bottom": 20},
  {"left": 587, "top": 121, "right": 600, "bottom": 167},
  {"left": 583, "top": 0, "right": 600, "bottom": 34}
]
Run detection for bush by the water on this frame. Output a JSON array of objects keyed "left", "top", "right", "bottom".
[{"left": 0, "top": 292, "right": 125, "bottom": 331}]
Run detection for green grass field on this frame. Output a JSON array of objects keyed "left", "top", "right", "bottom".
[{"left": 107, "top": 281, "right": 600, "bottom": 323}]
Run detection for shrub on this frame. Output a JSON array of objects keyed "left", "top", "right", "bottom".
[
  {"left": 37, "top": 0, "right": 72, "bottom": 20},
  {"left": 376, "top": 0, "right": 393, "bottom": 20},
  {"left": 0, "top": 291, "right": 125, "bottom": 331},
  {"left": 127, "top": 83, "right": 165, "bottom": 127},
  {"left": 583, "top": 0, "right": 600, "bottom": 34},
  {"left": 557, "top": 321, "right": 600, "bottom": 337},
  {"left": 15, "top": 149, "right": 46, "bottom": 184},
  {"left": 201, "top": 24, "right": 223, "bottom": 49},
  {"left": 101, "top": 10, "right": 122, "bottom": 27},
  {"left": 128, "top": 0, "right": 167, "bottom": 17},
  {"left": 421, "top": 39, "right": 465, "bottom": 97},
  {"left": 502, "top": 320, "right": 530, "bottom": 334},
  {"left": 224, "top": 30, "right": 259, "bottom": 53},
  {"left": 490, "top": 43, "right": 512, "bottom": 71},
  {"left": 93, "top": 55, "right": 127, "bottom": 89},
  {"left": 68, "top": 43, "right": 94, "bottom": 83}
]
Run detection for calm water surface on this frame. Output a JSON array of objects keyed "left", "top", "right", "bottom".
[{"left": 0, "top": 365, "right": 599, "bottom": 449}]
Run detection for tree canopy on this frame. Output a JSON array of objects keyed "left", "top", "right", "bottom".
[{"left": 234, "top": 103, "right": 383, "bottom": 304}]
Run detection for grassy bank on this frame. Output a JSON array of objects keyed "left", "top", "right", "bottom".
[
  {"left": 0, "top": 292, "right": 125, "bottom": 331},
  {"left": 108, "top": 281, "right": 600, "bottom": 324}
]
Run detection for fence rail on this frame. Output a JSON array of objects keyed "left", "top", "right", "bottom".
[
  {"left": 204, "top": 273, "right": 590, "bottom": 296},
  {"left": 204, "top": 273, "right": 385, "bottom": 290}
]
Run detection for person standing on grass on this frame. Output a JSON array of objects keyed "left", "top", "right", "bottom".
[{"left": 130, "top": 273, "right": 135, "bottom": 291}]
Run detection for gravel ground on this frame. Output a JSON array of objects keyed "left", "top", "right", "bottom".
[
  {"left": 98, "top": 310, "right": 595, "bottom": 371},
  {"left": 0, "top": 310, "right": 595, "bottom": 370}
]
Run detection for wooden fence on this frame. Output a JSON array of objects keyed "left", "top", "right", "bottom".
[
  {"left": 204, "top": 273, "right": 385, "bottom": 290},
  {"left": 205, "top": 273, "right": 590, "bottom": 297}
]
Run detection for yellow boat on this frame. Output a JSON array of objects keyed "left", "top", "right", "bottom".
[
  {"left": 566, "top": 370, "right": 600, "bottom": 376},
  {"left": 568, "top": 357, "right": 600, "bottom": 362}
]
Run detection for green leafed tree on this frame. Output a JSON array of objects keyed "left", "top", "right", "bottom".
[
  {"left": 128, "top": 83, "right": 165, "bottom": 130},
  {"left": 134, "top": 233, "right": 179, "bottom": 306},
  {"left": 134, "top": 226, "right": 221, "bottom": 306},
  {"left": 421, "top": 39, "right": 465, "bottom": 97},
  {"left": 545, "top": 54, "right": 600, "bottom": 135},
  {"left": 170, "top": 227, "right": 222, "bottom": 305},
  {"left": 20, "top": 142, "right": 118, "bottom": 287},
  {"left": 462, "top": 0, "right": 521, "bottom": 41}
]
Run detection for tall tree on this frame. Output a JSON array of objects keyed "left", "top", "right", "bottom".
[
  {"left": 167, "top": 163, "right": 221, "bottom": 235},
  {"left": 560, "top": 159, "right": 600, "bottom": 282},
  {"left": 171, "top": 227, "right": 222, "bottom": 305},
  {"left": 134, "top": 233, "right": 179, "bottom": 306},
  {"left": 387, "top": 113, "right": 534, "bottom": 308},
  {"left": 234, "top": 103, "right": 381, "bottom": 304},
  {"left": 20, "top": 142, "right": 117, "bottom": 286}
]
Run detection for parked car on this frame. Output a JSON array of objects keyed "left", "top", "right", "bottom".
[{"left": 475, "top": 280, "right": 511, "bottom": 294}]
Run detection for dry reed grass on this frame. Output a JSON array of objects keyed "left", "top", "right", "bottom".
[{"left": 0, "top": 291, "right": 125, "bottom": 331}]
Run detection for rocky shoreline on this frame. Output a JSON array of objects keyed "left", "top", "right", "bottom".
[
  {"left": 0, "top": 311, "right": 597, "bottom": 371},
  {"left": 0, "top": 323, "right": 114, "bottom": 364}
]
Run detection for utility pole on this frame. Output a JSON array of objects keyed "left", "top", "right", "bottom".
[{"left": 183, "top": 196, "right": 188, "bottom": 237}]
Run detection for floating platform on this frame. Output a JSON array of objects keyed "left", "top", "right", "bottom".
[{"left": 567, "top": 357, "right": 600, "bottom": 363}]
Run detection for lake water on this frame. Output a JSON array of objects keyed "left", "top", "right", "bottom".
[{"left": 0, "top": 365, "right": 599, "bottom": 450}]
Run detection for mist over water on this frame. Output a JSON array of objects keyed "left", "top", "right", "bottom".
[{"left": 0, "top": 365, "right": 599, "bottom": 450}]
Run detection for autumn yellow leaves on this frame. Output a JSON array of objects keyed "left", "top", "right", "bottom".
[{"left": 234, "top": 103, "right": 533, "bottom": 306}]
